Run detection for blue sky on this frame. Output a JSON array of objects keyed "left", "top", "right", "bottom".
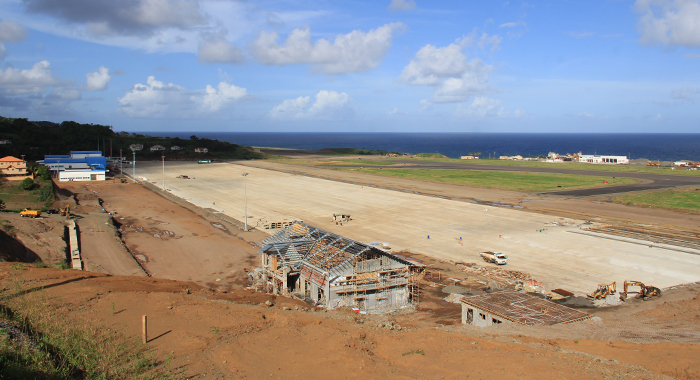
[{"left": 0, "top": 0, "right": 699, "bottom": 133}]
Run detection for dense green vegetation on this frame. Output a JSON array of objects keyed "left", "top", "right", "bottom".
[
  {"left": 337, "top": 168, "right": 639, "bottom": 191},
  {"left": 0, "top": 116, "right": 263, "bottom": 161},
  {"left": 0, "top": 178, "right": 54, "bottom": 210},
  {"left": 613, "top": 188, "right": 700, "bottom": 213}
]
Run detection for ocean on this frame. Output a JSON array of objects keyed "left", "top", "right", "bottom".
[{"left": 146, "top": 133, "right": 700, "bottom": 162}]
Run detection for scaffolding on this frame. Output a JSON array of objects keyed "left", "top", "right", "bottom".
[{"left": 258, "top": 222, "right": 418, "bottom": 313}]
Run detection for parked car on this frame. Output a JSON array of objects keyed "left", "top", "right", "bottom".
[{"left": 46, "top": 209, "right": 59, "bottom": 214}]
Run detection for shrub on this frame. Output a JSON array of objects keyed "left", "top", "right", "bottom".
[{"left": 20, "top": 178, "right": 34, "bottom": 191}]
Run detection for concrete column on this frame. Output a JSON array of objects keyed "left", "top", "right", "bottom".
[
  {"left": 299, "top": 276, "right": 306, "bottom": 295},
  {"left": 282, "top": 267, "right": 289, "bottom": 294},
  {"left": 311, "top": 283, "right": 318, "bottom": 302},
  {"left": 324, "top": 280, "right": 331, "bottom": 309}
]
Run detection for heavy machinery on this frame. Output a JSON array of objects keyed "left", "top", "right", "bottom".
[
  {"left": 587, "top": 282, "right": 616, "bottom": 300},
  {"left": 60, "top": 204, "right": 70, "bottom": 217},
  {"left": 19, "top": 208, "right": 41, "bottom": 218},
  {"left": 619, "top": 280, "right": 662, "bottom": 301}
]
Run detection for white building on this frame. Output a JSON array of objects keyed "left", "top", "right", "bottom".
[
  {"left": 578, "top": 154, "right": 629, "bottom": 164},
  {"left": 59, "top": 169, "right": 106, "bottom": 182},
  {"left": 194, "top": 147, "right": 208, "bottom": 153},
  {"left": 150, "top": 145, "right": 166, "bottom": 151}
]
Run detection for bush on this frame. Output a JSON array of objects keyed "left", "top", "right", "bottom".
[
  {"left": 20, "top": 178, "right": 34, "bottom": 190},
  {"left": 37, "top": 166, "right": 51, "bottom": 180}
]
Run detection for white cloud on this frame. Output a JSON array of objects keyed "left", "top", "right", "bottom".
[
  {"left": 456, "top": 97, "right": 506, "bottom": 117},
  {"left": 568, "top": 31, "right": 595, "bottom": 38},
  {"left": 118, "top": 76, "right": 191, "bottom": 118},
  {"left": 118, "top": 76, "right": 248, "bottom": 117},
  {"left": 0, "top": 20, "right": 27, "bottom": 60},
  {"left": 251, "top": 23, "right": 404, "bottom": 74},
  {"left": 0, "top": 60, "right": 64, "bottom": 94},
  {"left": 388, "top": 0, "right": 416, "bottom": 11},
  {"left": 197, "top": 81, "right": 247, "bottom": 112},
  {"left": 499, "top": 21, "right": 526, "bottom": 28},
  {"left": 399, "top": 37, "right": 495, "bottom": 103},
  {"left": 198, "top": 37, "right": 245, "bottom": 64},
  {"left": 269, "top": 90, "right": 351, "bottom": 120},
  {"left": 635, "top": 0, "right": 700, "bottom": 47},
  {"left": 85, "top": 66, "right": 111, "bottom": 91}
]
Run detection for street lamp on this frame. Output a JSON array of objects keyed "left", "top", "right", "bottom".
[
  {"left": 132, "top": 151, "right": 136, "bottom": 182},
  {"left": 242, "top": 173, "right": 248, "bottom": 231},
  {"left": 162, "top": 154, "right": 165, "bottom": 190}
]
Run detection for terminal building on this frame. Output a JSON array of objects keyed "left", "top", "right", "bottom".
[
  {"left": 39, "top": 151, "right": 107, "bottom": 181},
  {"left": 578, "top": 154, "right": 629, "bottom": 164}
]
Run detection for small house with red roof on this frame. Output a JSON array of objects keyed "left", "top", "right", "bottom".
[{"left": 0, "top": 156, "right": 30, "bottom": 180}]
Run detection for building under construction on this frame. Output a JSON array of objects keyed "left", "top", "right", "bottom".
[{"left": 258, "top": 222, "right": 420, "bottom": 313}]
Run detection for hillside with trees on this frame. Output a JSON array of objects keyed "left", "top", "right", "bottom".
[{"left": 0, "top": 116, "right": 263, "bottom": 161}]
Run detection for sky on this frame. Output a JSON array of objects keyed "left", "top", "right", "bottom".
[{"left": 0, "top": 0, "right": 699, "bottom": 133}]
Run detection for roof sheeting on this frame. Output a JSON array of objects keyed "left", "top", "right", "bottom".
[{"left": 461, "top": 291, "right": 591, "bottom": 325}]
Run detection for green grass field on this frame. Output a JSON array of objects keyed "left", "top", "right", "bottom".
[
  {"left": 335, "top": 168, "right": 638, "bottom": 191},
  {"left": 613, "top": 188, "right": 700, "bottom": 213},
  {"left": 383, "top": 157, "right": 700, "bottom": 176}
]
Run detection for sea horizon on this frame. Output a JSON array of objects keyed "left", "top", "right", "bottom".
[{"left": 146, "top": 132, "right": 700, "bottom": 162}]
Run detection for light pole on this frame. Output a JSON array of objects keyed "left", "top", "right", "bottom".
[
  {"left": 132, "top": 151, "right": 136, "bottom": 182},
  {"left": 119, "top": 149, "right": 122, "bottom": 174},
  {"left": 242, "top": 173, "right": 248, "bottom": 231},
  {"left": 162, "top": 154, "right": 165, "bottom": 190}
]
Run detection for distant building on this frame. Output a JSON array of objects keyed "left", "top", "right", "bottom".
[
  {"left": 40, "top": 151, "right": 106, "bottom": 181},
  {"left": 578, "top": 154, "right": 629, "bottom": 164},
  {"left": 0, "top": 156, "right": 30, "bottom": 180},
  {"left": 59, "top": 170, "right": 106, "bottom": 182},
  {"left": 194, "top": 147, "right": 208, "bottom": 153},
  {"left": 674, "top": 161, "right": 692, "bottom": 167},
  {"left": 460, "top": 155, "right": 479, "bottom": 160},
  {"left": 129, "top": 144, "right": 143, "bottom": 151},
  {"left": 149, "top": 145, "right": 166, "bottom": 151},
  {"left": 170, "top": 146, "right": 182, "bottom": 151},
  {"left": 0, "top": 139, "right": 11, "bottom": 145},
  {"left": 499, "top": 155, "right": 523, "bottom": 160}
]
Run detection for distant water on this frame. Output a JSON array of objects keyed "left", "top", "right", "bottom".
[{"left": 146, "top": 133, "right": 700, "bottom": 162}]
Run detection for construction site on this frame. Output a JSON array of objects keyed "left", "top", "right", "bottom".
[{"left": 256, "top": 222, "right": 421, "bottom": 313}]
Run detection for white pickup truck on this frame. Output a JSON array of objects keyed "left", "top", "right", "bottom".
[{"left": 480, "top": 251, "right": 507, "bottom": 265}]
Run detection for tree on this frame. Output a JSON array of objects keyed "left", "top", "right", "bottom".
[
  {"left": 20, "top": 178, "right": 34, "bottom": 190},
  {"left": 0, "top": 198, "right": 4, "bottom": 210},
  {"left": 37, "top": 165, "right": 50, "bottom": 180},
  {"left": 190, "top": 135, "right": 198, "bottom": 140}
]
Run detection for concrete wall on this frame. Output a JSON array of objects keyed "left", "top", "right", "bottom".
[
  {"left": 461, "top": 303, "right": 506, "bottom": 327},
  {"left": 59, "top": 170, "right": 106, "bottom": 182}
]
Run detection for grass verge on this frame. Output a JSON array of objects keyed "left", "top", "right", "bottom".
[
  {"left": 383, "top": 157, "right": 700, "bottom": 176},
  {"left": 0, "top": 270, "right": 177, "bottom": 379},
  {"left": 335, "top": 168, "right": 638, "bottom": 191},
  {"left": 612, "top": 188, "right": 700, "bottom": 213}
]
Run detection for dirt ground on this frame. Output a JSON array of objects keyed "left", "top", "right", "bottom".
[
  {"left": 3, "top": 161, "right": 700, "bottom": 379},
  {"left": 132, "top": 160, "right": 700, "bottom": 294},
  {"left": 3, "top": 264, "right": 700, "bottom": 379},
  {"left": 55, "top": 180, "right": 261, "bottom": 291}
]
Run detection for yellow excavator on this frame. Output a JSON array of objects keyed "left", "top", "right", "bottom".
[
  {"left": 587, "top": 282, "right": 616, "bottom": 300},
  {"left": 60, "top": 204, "right": 70, "bottom": 218},
  {"left": 619, "top": 280, "right": 661, "bottom": 301}
]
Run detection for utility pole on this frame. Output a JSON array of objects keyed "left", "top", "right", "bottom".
[
  {"left": 162, "top": 155, "right": 165, "bottom": 190},
  {"left": 242, "top": 173, "right": 249, "bottom": 231},
  {"left": 120, "top": 149, "right": 122, "bottom": 174},
  {"left": 132, "top": 151, "right": 136, "bottom": 182}
]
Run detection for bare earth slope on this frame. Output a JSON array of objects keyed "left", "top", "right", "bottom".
[{"left": 3, "top": 264, "right": 700, "bottom": 379}]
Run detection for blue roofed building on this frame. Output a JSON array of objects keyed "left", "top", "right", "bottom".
[{"left": 39, "top": 151, "right": 107, "bottom": 181}]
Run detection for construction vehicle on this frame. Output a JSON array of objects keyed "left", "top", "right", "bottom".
[
  {"left": 619, "top": 280, "right": 662, "bottom": 301},
  {"left": 19, "top": 208, "right": 41, "bottom": 218},
  {"left": 586, "top": 282, "right": 616, "bottom": 300},
  {"left": 60, "top": 205, "right": 70, "bottom": 217},
  {"left": 479, "top": 251, "right": 507, "bottom": 265}
]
